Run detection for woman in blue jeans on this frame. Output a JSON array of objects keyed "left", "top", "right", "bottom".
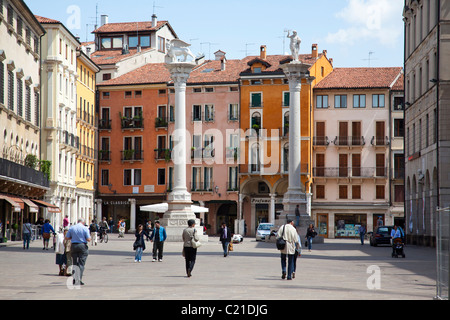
[
  {"left": 305, "top": 224, "right": 317, "bottom": 252},
  {"left": 134, "top": 224, "right": 149, "bottom": 262}
]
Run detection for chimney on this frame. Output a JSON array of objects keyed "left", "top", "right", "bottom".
[
  {"left": 312, "top": 44, "right": 318, "bottom": 58},
  {"left": 152, "top": 14, "right": 157, "bottom": 28},
  {"left": 260, "top": 45, "right": 267, "bottom": 60},
  {"left": 221, "top": 57, "right": 226, "bottom": 71},
  {"left": 101, "top": 15, "right": 109, "bottom": 26}
]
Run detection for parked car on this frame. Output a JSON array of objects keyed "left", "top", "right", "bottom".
[
  {"left": 256, "top": 223, "right": 274, "bottom": 241},
  {"left": 369, "top": 226, "right": 393, "bottom": 246}
]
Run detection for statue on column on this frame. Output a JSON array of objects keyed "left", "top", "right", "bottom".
[
  {"left": 166, "top": 39, "right": 196, "bottom": 63},
  {"left": 287, "top": 30, "right": 301, "bottom": 61}
]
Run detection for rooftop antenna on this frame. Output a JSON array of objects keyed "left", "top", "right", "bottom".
[
  {"left": 277, "top": 29, "right": 289, "bottom": 54},
  {"left": 200, "top": 42, "right": 219, "bottom": 60},
  {"left": 85, "top": 3, "right": 99, "bottom": 42},
  {"left": 240, "top": 43, "right": 255, "bottom": 57},
  {"left": 153, "top": 1, "right": 163, "bottom": 15},
  {"left": 362, "top": 51, "right": 378, "bottom": 67}
]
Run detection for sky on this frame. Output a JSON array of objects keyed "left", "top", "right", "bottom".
[{"left": 26, "top": 0, "right": 405, "bottom": 68}]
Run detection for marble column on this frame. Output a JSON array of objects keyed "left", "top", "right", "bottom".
[
  {"left": 269, "top": 193, "right": 276, "bottom": 224},
  {"left": 128, "top": 198, "right": 136, "bottom": 233},
  {"left": 280, "top": 61, "right": 314, "bottom": 231},
  {"left": 161, "top": 61, "right": 207, "bottom": 242}
]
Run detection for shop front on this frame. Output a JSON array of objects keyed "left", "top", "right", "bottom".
[{"left": 335, "top": 214, "right": 366, "bottom": 238}]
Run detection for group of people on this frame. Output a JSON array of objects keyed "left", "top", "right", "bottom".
[
  {"left": 88, "top": 217, "right": 110, "bottom": 245},
  {"left": 133, "top": 220, "right": 167, "bottom": 263}
]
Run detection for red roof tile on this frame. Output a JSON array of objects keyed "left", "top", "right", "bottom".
[
  {"left": 35, "top": 15, "right": 60, "bottom": 24},
  {"left": 92, "top": 21, "right": 168, "bottom": 34},
  {"left": 314, "top": 67, "right": 403, "bottom": 90},
  {"left": 90, "top": 48, "right": 153, "bottom": 65},
  {"left": 98, "top": 63, "right": 171, "bottom": 86}
]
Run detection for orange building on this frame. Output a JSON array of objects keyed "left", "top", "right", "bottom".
[
  {"left": 96, "top": 63, "right": 172, "bottom": 231},
  {"left": 239, "top": 44, "right": 333, "bottom": 235}
]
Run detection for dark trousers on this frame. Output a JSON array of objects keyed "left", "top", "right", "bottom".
[
  {"left": 71, "top": 243, "right": 89, "bottom": 282},
  {"left": 152, "top": 241, "right": 164, "bottom": 259},
  {"left": 184, "top": 246, "right": 197, "bottom": 274},
  {"left": 221, "top": 241, "right": 230, "bottom": 256},
  {"left": 281, "top": 253, "right": 295, "bottom": 279}
]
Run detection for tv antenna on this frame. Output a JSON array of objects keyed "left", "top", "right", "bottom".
[
  {"left": 240, "top": 43, "right": 255, "bottom": 57},
  {"left": 362, "top": 51, "right": 378, "bottom": 67},
  {"left": 153, "top": 1, "right": 163, "bottom": 15},
  {"left": 277, "top": 29, "right": 289, "bottom": 54},
  {"left": 200, "top": 42, "right": 219, "bottom": 60}
]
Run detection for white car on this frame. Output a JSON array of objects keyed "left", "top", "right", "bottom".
[{"left": 256, "top": 223, "right": 274, "bottom": 241}]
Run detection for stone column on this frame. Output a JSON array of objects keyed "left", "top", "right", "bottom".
[
  {"left": 269, "top": 193, "right": 276, "bottom": 224},
  {"left": 280, "top": 61, "right": 314, "bottom": 232},
  {"left": 128, "top": 198, "right": 136, "bottom": 233},
  {"left": 161, "top": 61, "right": 207, "bottom": 242}
]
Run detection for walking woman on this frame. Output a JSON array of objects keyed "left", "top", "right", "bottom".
[
  {"left": 305, "top": 224, "right": 317, "bottom": 252},
  {"left": 134, "top": 224, "right": 150, "bottom": 263},
  {"left": 182, "top": 219, "right": 199, "bottom": 277},
  {"left": 42, "top": 219, "right": 55, "bottom": 250}
]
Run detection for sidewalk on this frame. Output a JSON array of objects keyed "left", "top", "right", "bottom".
[{"left": 0, "top": 233, "right": 437, "bottom": 300}]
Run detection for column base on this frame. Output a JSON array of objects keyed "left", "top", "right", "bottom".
[
  {"left": 277, "top": 190, "right": 314, "bottom": 237},
  {"left": 160, "top": 201, "right": 208, "bottom": 242}
]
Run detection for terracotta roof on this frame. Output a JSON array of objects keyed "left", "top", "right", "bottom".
[
  {"left": 34, "top": 15, "right": 60, "bottom": 24},
  {"left": 314, "top": 67, "right": 403, "bottom": 90},
  {"left": 90, "top": 48, "right": 153, "bottom": 65},
  {"left": 92, "top": 21, "right": 168, "bottom": 34},
  {"left": 98, "top": 62, "right": 171, "bottom": 86},
  {"left": 188, "top": 59, "right": 247, "bottom": 84},
  {"left": 392, "top": 73, "right": 404, "bottom": 91},
  {"left": 240, "top": 53, "right": 323, "bottom": 75}
]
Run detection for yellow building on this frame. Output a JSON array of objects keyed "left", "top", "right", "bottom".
[
  {"left": 239, "top": 44, "right": 333, "bottom": 235},
  {"left": 76, "top": 49, "right": 99, "bottom": 224}
]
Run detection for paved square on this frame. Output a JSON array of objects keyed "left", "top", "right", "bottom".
[{"left": 0, "top": 234, "right": 436, "bottom": 300}]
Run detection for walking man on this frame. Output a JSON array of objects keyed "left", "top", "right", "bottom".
[
  {"left": 277, "top": 219, "right": 299, "bottom": 280},
  {"left": 150, "top": 221, "right": 167, "bottom": 262},
  {"left": 295, "top": 205, "right": 300, "bottom": 227},
  {"left": 219, "top": 222, "right": 232, "bottom": 257},
  {"left": 65, "top": 218, "right": 91, "bottom": 286}
]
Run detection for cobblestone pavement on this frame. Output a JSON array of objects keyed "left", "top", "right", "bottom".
[{"left": 0, "top": 233, "right": 437, "bottom": 301}]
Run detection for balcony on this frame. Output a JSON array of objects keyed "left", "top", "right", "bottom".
[
  {"left": 191, "top": 181, "right": 214, "bottom": 192},
  {"left": 154, "top": 148, "right": 171, "bottom": 161},
  {"left": 120, "top": 149, "right": 144, "bottom": 161},
  {"left": 313, "top": 167, "right": 387, "bottom": 178},
  {"left": 333, "top": 136, "right": 365, "bottom": 147},
  {"left": 59, "top": 130, "right": 79, "bottom": 150},
  {"left": 120, "top": 116, "right": 144, "bottom": 130},
  {"left": 371, "top": 136, "right": 390, "bottom": 147},
  {"left": 155, "top": 117, "right": 168, "bottom": 129},
  {"left": 98, "top": 119, "right": 112, "bottom": 130},
  {"left": 313, "top": 136, "right": 330, "bottom": 147},
  {"left": 98, "top": 150, "right": 111, "bottom": 162},
  {"left": 0, "top": 157, "right": 50, "bottom": 189},
  {"left": 190, "top": 148, "right": 215, "bottom": 160},
  {"left": 79, "top": 145, "right": 95, "bottom": 159}
]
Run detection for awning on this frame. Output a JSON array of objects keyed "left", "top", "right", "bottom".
[
  {"left": 23, "top": 198, "right": 39, "bottom": 213},
  {"left": 140, "top": 203, "right": 209, "bottom": 213},
  {"left": 31, "top": 199, "right": 61, "bottom": 213},
  {"left": 8, "top": 196, "right": 24, "bottom": 210},
  {"left": 0, "top": 195, "right": 21, "bottom": 212}
]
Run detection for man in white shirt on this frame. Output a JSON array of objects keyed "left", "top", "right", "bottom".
[{"left": 277, "top": 219, "right": 299, "bottom": 280}]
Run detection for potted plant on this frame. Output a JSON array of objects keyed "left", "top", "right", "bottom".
[
  {"left": 123, "top": 149, "right": 135, "bottom": 160},
  {"left": 24, "top": 154, "right": 38, "bottom": 169}
]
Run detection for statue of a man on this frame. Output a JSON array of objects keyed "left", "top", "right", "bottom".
[{"left": 287, "top": 30, "right": 301, "bottom": 61}]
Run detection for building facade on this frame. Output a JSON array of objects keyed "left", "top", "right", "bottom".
[
  {"left": 312, "top": 67, "right": 404, "bottom": 238},
  {"left": 75, "top": 49, "right": 99, "bottom": 225},
  {"left": 37, "top": 15, "right": 79, "bottom": 230},
  {"left": 239, "top": 44, "right": 333, "bottom": 236},
  {"left": 403, "top": 0, "right": 450, "bottom": 246}
]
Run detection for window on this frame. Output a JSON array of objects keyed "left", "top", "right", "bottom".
[
  {"left": 192, "top": 105, "right": 202, "bottom": 121},
  {"left": 25, "top": 85, "right": 31, "bottom": 122},
  {"left": 372, "top": 94, "right": 385, "bottom": 108},
  {"left": 204, "top": 167, "right": 213, "bottom": 191},
  {"left": 101, "top": 36, "right": 123, "bottom": 49},
  {"left": 250, "top": 92, "right": 262, "bottom": 107},
  {"left": 101, "top": 170, "right": 109, "bottom": 186},
  {"left": 135, "top": 91, "right": 142, "bottom": 98},
  {"left": 124, "top": 169, "right": 141, "bottom": 186},
  {"left": 124, "top": 91, "right": 132, "bottom": 98},
  {"left": 17, "top": 77, "right": 23, "bottom": 117},
  {"left": 228, "top": 167, "right": 238, "bottom": 190},
  {"left": 334, "top": 95, "right": 347, "bottom": 108},
  {"left": 316, "top": 185, "right": 325, "bottom": 199},
  {"left": 102, "top": 73, "right": 111, "bottom": 81},
  {"left": 157, "top": 168, "right": 166, "bottom": 185},
  {"left": 8, "top": 70, "right": 14, "bottom": 111},
  {"left": 250, "top": 143, "right": 261, "bottom": 173},
  {"left": 339, "top": 185, "right": 348, "bottom": 199},
  {"left": 158, "top": 37, "right": 165, "bottom": 52},
  {"left": 353, "top": 95, "right": 366, "bottom": 108},
  {"left": 128, "top": 35, "right": 151, "bottom": 48},
  {"left": 394, "top": 119, "right": 404, "bottom": 137},
  {"left": 205, "top": 87, "right": 214, "bottom": 93},
  {"left": 204, "top": 104, "right": 214, "bottom": 121},
  {"left": 283, "top": 92, "right": 290, "bottom": 107},
  {"left": 193, "top": 88, "right": 202, "bottom": 93},
  {"left": 169, "top": 105, "right": 175, "bottom": 122},
  {"left": 102, "top": 91, "right": 110, "bottom": 99},
  {"left": 229, "top": 104, "right": 239, "bottom": 120},
  {"left": 316, "top": 95, "right": 328, "bottom": 108},
  {"left": 376, "top": 185, "right": 385, "bottom": 199},
  {"left": 253, "top": 67, "right": 262, "bottom": 73},
  {"left": 352, "top": 185, "right": 361, "bottom": 199},
  {"left": 0, "top": 61, "right": 4, "bottom": 104}
]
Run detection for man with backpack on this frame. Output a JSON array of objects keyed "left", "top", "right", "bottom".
[{"left": 89, "top": 219, "right": 99, "bottom": 246}]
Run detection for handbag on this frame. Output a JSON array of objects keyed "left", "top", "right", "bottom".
[
  {"left": 43, "top": 232, "right": 50, "bottom": 240},
  {"left": 276, "top": 225, "right": 286, "bottom": 250},
  {"left": 191, "top": 230, "right": 202, "bottom": 248},
  {"left": 228, "top": 242, "right": 233, "bottom": 252}
]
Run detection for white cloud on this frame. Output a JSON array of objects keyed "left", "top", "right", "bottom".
[{"left": 326, "top": 0, "right": 403, "bottom": 46}]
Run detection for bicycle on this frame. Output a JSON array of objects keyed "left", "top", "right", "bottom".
[{"left": 99, "top": 228, "right": 109, "bottom": 243}]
